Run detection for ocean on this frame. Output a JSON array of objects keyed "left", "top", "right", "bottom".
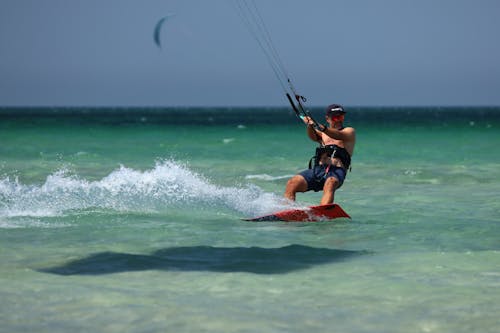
[{"left": 1, "top": 106, "right": 499, "bottom": 333}]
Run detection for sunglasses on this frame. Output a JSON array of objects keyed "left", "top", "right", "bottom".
[{"left": 329, "top": 114, "right": 345, "bottom": 121}]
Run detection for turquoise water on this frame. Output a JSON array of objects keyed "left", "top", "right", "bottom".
[{"left": 1, "top": 107, "right": 499, "bottom": 332}]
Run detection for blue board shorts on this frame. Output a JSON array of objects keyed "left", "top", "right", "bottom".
[{"left": 299, "top": 165, "right": 347, "bottom": 192}]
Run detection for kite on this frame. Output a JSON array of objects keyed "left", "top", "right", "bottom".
[{"left": 153, "top": 14, "right": 175, "bottom": 49}]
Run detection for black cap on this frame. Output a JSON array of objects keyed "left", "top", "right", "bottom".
[{"left": 325, "top": 104, "right": 346, "bottom": 115}]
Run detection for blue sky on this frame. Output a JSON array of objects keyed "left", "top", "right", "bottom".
[{"left": 1, "top": 0, "right": 499, "bottom": 107}]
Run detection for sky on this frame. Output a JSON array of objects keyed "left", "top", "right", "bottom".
[{"left": 1, "top": 0, "right": 499, "bottom": 107}]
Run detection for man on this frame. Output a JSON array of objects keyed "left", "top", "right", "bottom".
[{"left": 284, "top": 104, "right": 356, "bottom": 205}]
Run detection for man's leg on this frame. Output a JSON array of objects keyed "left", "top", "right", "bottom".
[
  {"left": 284, "top": 175, "right": 308, "bottom": 201},
  {"left": 320, "top": 177, "right": 339, "bottom": 205}
]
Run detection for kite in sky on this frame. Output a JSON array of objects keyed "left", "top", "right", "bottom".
[{"left": 153, "top": 14, "right": 175, "bottom": 49}]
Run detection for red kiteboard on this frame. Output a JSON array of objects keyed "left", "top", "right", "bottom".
[{"left": 243, "top": 203, "right": 350, "bottom": 222}]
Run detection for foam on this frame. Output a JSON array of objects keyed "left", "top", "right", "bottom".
[
  {"left": 244, "top": 174, "right": 294, "bottom": 181},
  {"left": 0, "top": 160, "right": 291, "bottom": 221}
]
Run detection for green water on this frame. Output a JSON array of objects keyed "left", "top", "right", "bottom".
[{"left": 1, "top": 108, "right": 499, "bottom": 332}]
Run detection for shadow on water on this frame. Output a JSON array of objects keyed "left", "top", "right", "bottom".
[{"left": 39, "top": 244, "right": 370, "bottom": 275}]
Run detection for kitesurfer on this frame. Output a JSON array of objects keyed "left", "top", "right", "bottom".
[{"left": 284, "top": 104, "right": 356, "bottom": 205}]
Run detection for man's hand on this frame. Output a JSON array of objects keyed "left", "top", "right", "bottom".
[
  {"left": 302, "top": 116, "right": 315, "bottom": 126},
  {"left": 303, "top": 116, "right": 326, "bottom": 133}
]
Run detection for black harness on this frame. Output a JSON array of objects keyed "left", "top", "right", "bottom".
[{"left": 308, "top": 144, "right": 351, "bottom": 171}]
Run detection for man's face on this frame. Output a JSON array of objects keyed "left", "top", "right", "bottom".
[{"left": 326, "top": 113, "right": 345, "bottom": 126}]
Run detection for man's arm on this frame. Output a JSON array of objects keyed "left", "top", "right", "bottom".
[
  {"left": 307, "top": 124, "right": 322, "bottom": 142},
  {"left": 303, "top": 117, "right": 322, "bottom": 142}
]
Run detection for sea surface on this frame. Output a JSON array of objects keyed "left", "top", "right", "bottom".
[{"left": 1, "top": 106, "right": 499, "bottom": 333}]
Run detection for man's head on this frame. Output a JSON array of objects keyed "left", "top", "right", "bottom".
[{"left": 325, "top": 104, "right": 346, "bottom": 127}]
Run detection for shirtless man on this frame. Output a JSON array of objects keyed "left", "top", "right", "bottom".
[{"left": 284, "top": 104, "right": 356, "bottom": 205}]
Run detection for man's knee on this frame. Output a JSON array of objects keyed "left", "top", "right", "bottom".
[
  {"left": 323, "top": 177, "right": 339, "bottom": 192},
  {"left": 286, "top": 175, "right": 308, "bottom": 192}
]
